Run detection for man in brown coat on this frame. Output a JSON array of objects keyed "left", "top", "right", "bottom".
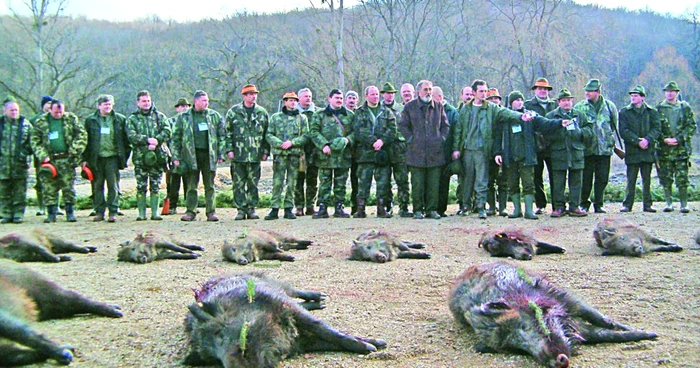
[{"left": 398, "top": 80, "right": 449, "bottom": 219}]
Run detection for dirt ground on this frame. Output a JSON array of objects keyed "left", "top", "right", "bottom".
[{"left": 7, "top": 162, "right": 700, "bottom": 368}]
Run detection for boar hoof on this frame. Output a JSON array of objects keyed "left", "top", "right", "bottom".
[
  {"left": 59, "top": 255, "right": 72, "bottom": 262},
  {"left": 58, "top": 347, "right": 74, "bottom": 365},
  {"left": 86, "top": 246, "right": 98, "bottom": 253}
]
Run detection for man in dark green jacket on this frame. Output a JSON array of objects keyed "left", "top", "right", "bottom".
[
  {"left": 619, "top": 85, "right": 661, "bottom": 213},
  {"left": 294, "top": 88, "right": 321, "bottom": 217},
  {"left": 0, "top": 98, "right": 32, "bottom": 223}
]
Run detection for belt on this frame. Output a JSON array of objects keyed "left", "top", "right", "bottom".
[{"left": 52, "top": 152, "right": 69, "bottom": 159}]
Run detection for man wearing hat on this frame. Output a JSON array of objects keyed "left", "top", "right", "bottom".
[
  {"left": 164, "top": 98, "right": 191, "bottom": 215},
  {"left": 351, "top": 85, "right": 397, "bottom": 218},
  {"left": 126, "top": 90, "right": 171, "bottom": 221},
  {"left": 171, "top": 90, "right": 226, "bottom": 222},
  {"left": 524, "top": 77, "right": 557, "bottom": 215},
  {"left": 82, "top": 95, "right": 130, "bottom": 222},
  {"left": 656, "top": 81, "right": 696, "bottom": 213},
  {"left": 264, "top": 92, "right": 309, "bottom": 220},
  {"left": 309, "top": 88, "right": 355, "bottom": 219},
  {"left": 0, "top": 97, "right": 33, "bottom": 223},
  {"left": 545, "top": 89, "right": 594, "bottom": 217},
  {"left": 485, "top": 87, "right": 509, "bottom": 216},
  {"left": 381, "top": 82, "right": 412, "bottom": 217},
  {"left": 29, "top": 95, "right": 54, "bottom": 216},
  {"left": 573, "top": 78, "right": 619, "bottom": 214},
  {"left": 619, "top": 85, "right": 661, "bottom": 213},
  {"left": 225, "top": 84, "right": 270, "bottom": 221},
  {"left": 486, "top": 88, "right": 502, "bottom": 105},
  {"left": 30, "top": 100, "right": 87, "bottom": 223},
  {"left": 293, "top": 88, "right": 321, "bottom": 217}
]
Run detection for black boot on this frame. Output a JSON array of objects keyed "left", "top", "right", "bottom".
[
  {"left": 334, "top": 202, "right": 350, "bottom": 218},
  {"left": 264, "top": 208, "right": 279, "bottom": 220},
  {"left": 398, "top": 204, "right": 413, "bottom": 218},
  {"left": 353, "top": 199, "right": 367, "bottom": 218},
  {"left": 44, "top": 205, "right": 57, "bottom": 223},
  {"left": 377, "top": 198, "right": 391, "bottom": 218},
  {"left": 312, "top": 203, "right": 329, "bottom": 219},
  {"left": 283, "top": 208, "right": 296, "bottom": 219},
  {"left": 65, "top": 205, "right": 77, "bottom": 222}
]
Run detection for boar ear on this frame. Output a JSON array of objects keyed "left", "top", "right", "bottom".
[
  {"left": 188, "top": 303, "right": 214, "bottom": 322},
  {"left": 476, "top": 300, "right": 512, "bottom": 316},
  {"left": 352, "top": 240, "right": 360, "bottom": 246}
]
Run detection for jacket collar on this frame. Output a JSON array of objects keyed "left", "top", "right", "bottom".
[{"left": 324, "top": 105, "right": 348, "bottom": 116}]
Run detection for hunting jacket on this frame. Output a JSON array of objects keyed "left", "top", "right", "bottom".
[
  {"left": 573, "top": 97, "right": 619, "bottom": 157},
  {"left": 266, "top": 107, "right": 309, "bottom": 157},
  {"left": 309, "top": 105, "right": 355, "bottom": 169},
  {"left": 619, "top": 102, "right": 661, "bottom": 165},
  {"left": 83, "top": 109, "right": 131, "bottom": 170},
  {"left": 656, "top": 100, "right": 696, "bottom": 160},
  {"left": 171, "top": 107, "right": 225, "bottom": 173},
  {"left": 126, "top": 107, "right": 171, "bottom": 167},
  {"left": 0, "top": 115, "right": 32, "bottom": 179},
  {"left": 353, "top": 102, "right": 397, "bottom": 164},
  {"left": 225, "top": 103, "right": 270, "bottom": 163},
  {"left": 545, "top": 107, "right": 593, "bottom": 170},
  {"left": 31, "top": 112, "right": 87, "bottom": 167},
  {"left": 399, "top": 98, "right": 448, "bottom": 168}
]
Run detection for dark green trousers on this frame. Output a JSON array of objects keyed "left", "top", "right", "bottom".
[
  {"left": 92, "top": 156, "right": 120, "bottom": 216},
  {"left": 409, "top": 166, "right": 442, "bottom": 213},
  {"left": 0, "top": 177, "right": 27, "bottom": 219},
  {"left": 551, "top": 168, "right": 583, "bottom": 210}
]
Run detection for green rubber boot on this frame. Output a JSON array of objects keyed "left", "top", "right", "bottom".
[
  {"left": 508, "top": 194, "right": 522, "bottom": 219},
  {"left": 524, "top": 194, "right": 538, "bottom": 220},
  {"left": 150, "top": 195, "right": 162, "bottom": 220}
]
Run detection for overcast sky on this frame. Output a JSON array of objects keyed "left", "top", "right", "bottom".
[{"left": 0, "top": 0, "right": 697, "bottom": 22}]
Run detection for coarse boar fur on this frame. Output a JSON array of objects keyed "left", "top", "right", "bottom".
[
  {"left": 593, "top": 218, "right": 682, "bottom": 257},
  {"left": 478, "top": 227, "right": 566, "bottom": 260},
  {"left": 0, "top": 259, "right": 122, "bottom": 366},
  {"left": 118, "top": 231, "right": 204, "bottom": 264},
  {"left": 222, "top": 229, "right": 313, "bottom": 265},
  {"left": 0, "top": 229, "right": 97, "bottom": 262},
  {"left": 349, "top": 229, "right": 430, "bottom": 263},
  {"left": 184, "top": 273, "right": 386, "bottom": 368},
  {"left": 449, "top": 261, "right": 657, "bottom": 368}
]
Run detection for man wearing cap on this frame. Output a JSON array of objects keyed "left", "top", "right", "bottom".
[
  {"left": 434, "top": 86, "right": 461, "bottom": 217},
  {"left": 126, "top": 90, "right": 171, "bottom": 221},
  {"left": 164, "top": 98, "right": 191, "bottom": 215},
  {"left": 344, "top": 91, "right": 359, "bottom": 111},
  {"left": 524, "top": 78, "right": 557, "bottom": 215},
  {"left": 264, "top": 92, "right": 309, "bottom": 220},
  {"left": 545, "top": 89, "right": 594, "bottom": 217},
  {"left": 656, "top": 81, "right": 696, "bottom": 213},
  {"left": 351, "top": 85, "right": 397, "bottom": 218},
  {"left": 171, "top": 90, "right": 226, "bottom": 222},
  {"left": 82, "top": 95, "right": 130, "bottom": 222},
  {"left": 294, "top": 88, "right": 321, "bottom": 217},
  {"left": 0, "top": 97, "right": 32, "bottom": 223},
  {"left": 573, "top": 78, "right": 619, "bottom": 214},
  {"left": 619, "top": 85, "right": 661, "bottom": 213},
  {"left": 31, "top": 100, "right": 87, "bottom": 223},
  {"left": 309, "top": 88, "right": 355, "bottom": 219},
  {"left": 485, "top": 88, "right": 502, "bottom": 105},
  {"left": 400, "top": 83, "right": 415, "bottom": 104},
  {"left": 381, "top": 82, "right": 412, "bottom": 217},
  {"left": 29, "top": 95, "right": 54, "bottom": 216},
  {"left": 400, "top": 79, "right": 449, "bottom": 219},
  {"left": 225, "top": 84, "right": 270, "bottom": 221},
  {"left": 484, "top": 87, "right": 509, "bottom": 216}
]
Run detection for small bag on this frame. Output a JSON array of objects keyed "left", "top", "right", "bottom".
[{"left": 299, "top": 152, "right": 307, "bottom": 172}]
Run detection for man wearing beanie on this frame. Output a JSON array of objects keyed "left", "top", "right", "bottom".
[
  {"left": 0, "top": 97, "right": 32, "bottom": 223},
  {"left": 82, "top": 94, "right": 130, "bottom": 222},
  {"left": 126, "top": 90, "right": 171, "bottom": 221},
  {"left": 619, "top": 85, "right": 661, "bottom": 213},
  {"left": 524, "top": 78, "right": 557, "bottom": 215},
  {"left": 30, "top": 95, "right": 54, "bottom": 216},
  {"left": 294, "top": 88, "right": 321, "bottom": 217},
  {"left": 225, "top": 84, "right": 270, "bottom": 221},
  {"left": 573, "top": 78, "right": 619, "bottom": 214},
  {"left": 171, "top": 90, "right": 226, "bottom": 222},
  {"left": 164, "top": 98, "right": 192, "bottom": 215},
  {"left": 264, "top": 92, "right": 309, "bottom": 220},
  {"left": 656, "top": 81, "right": 696, "bottom": 213},
  {"left": 545, "top": 89, "right": 593, "bottom": 217}
]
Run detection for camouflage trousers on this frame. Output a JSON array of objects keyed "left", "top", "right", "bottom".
[
  {"left": 357, "top": 163, "right": 391, "bottom": 200},
  {"left": 271, "top": 155, "right": 299, "bottom": 209},
  {"left": 294, "top": 163, "right": 318, "bottom": 208},
  {"left": 231, "top": 162, "right": 261, "bottom": 209},
  {"left": 657, "top": 158, "right": 690, "bottom": 190},
  {"left": 43, "top": 158, "right": 77, "bottom": 206},
  {"left": 387, "top": 161, "right": 410, "bottom": 207},
  {"left": 134, "top": 165, "right": 163, "bottom": 195},
  {"left": 317, "top": 167, "right": 349, "bottom": 205},
  {"left": 0, "top": 177, "right": 28, "bottom": 219}
]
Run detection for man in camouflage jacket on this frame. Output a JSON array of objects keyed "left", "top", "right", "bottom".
[
  {"left": 31, "top": 100, "right": 87, "bottom": 223},
  {"left": 655, "top": 81, "right": 696, "bottom": 213},
  {"left": 264, "top": 92, "right": 309, "bottom": 220},
  {"left": 293, "top": 88, "right": 321, "bottom": 217},
  {"left": 171, "top": 90, "right": 226, "bottom": 222},
  {"left": 381, "top": 82, "right": 413, "bottom": 218},
  {"left": 225, "top": 84, "right": 270, "bottom": 220},
  {"left": 126, "top": 90, "right": 171, "bottom": 221},
  {"left": 0, "top": 98, "right": 33, "bottom": 223},
  {"left": 309, "top": 88, "right": 355, "bottom": 219}
]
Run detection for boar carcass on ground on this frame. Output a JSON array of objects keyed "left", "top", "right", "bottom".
[
  {"left": 118, "top": 231, "right": 204, "bottom": 264},
  {"left": 222, "top": 229, "right": 313, "bottom": 265},
  {"left": 349, "top": 229, "right": 430, "bottom": 263},
  {"left": 184, "top": 273, "right": 386, "bottom": 368},
  {"left": 449, "top": 261, "right": 657, "bottom": 368},
  {"left": 593, "top": 218, "right": 682, "bottom": 257},
  {"left": 478, "top": 227, "right": 566, "bottom": 260},
  {"left": 0, "top": 259, "right": 122, "bottom": 366},
  {"left": 0, "top": 229, "right": 97, "bottom": 262}
]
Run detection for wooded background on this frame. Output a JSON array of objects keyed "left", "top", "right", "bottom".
[{"left": 2, "top": 0, "right": 699, "bottom": 126}]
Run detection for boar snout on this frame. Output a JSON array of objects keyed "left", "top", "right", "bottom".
[
  {"left": 236, "top": 257, "right": 249, "bottom": 265},
  {"left": 373, "top": 253, "right": 387, "bottom": 263},
  {"left": 554, "top": 353, "right": 569, "bottom": 368}
]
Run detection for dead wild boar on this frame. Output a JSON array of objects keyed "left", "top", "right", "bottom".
[
  {"left": 349, "top": 229, "right": 430, "bottom": 263},
  {"left": 593, "top": 218, "right": 682, "bottom": 257},
  {"left": 0, "top": 259, "right": 122, "bottom": 366},
  {"left": 118, "top": 231, "right": 204, "bottom": 264},
  {"left": 478, "top": 227, "right": 565, "bottom": 260},
  {"left": 185, "top": 273, "right": 386, "bottom": 368},
  {"left": 449, "top": 261, "right": 657, "bottom": 368},
  {"left": 0, "top": 229, "right": 97, "bottom": 262},
  {"left": 222, "top": 229, "right": 313, "bottom": 265}
]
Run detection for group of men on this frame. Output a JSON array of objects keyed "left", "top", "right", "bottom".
[{"left": 0, "top": 77, "right": 694, "bottom": 224}]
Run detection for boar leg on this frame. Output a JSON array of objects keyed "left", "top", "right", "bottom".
[
  {"left": 401, "top": 240, "right": 425, "bottom": 249},
  {"left": 0, "top": 311, "right": 74, "bottom": 365},
  {"left": 648, "top": 235, "right": 675, "bottom": 246},
  {"left": 578, "top": 323, "right": 657, "bottom": 343},
  {"left": 561, "top": 293, "right": 634, "bottom": 331},
  {"left": 535, "top": 241, "right": 566, "bottom": 255},
  {"left": 279, "top": 243, "right": 310, "bottom": 251},
  {"left": 48, "top": 238, "right": 96, "bottom": 254},
  {"left": 28, "top": 287, "right": 123, "bottom": 320},
  {"left": 10, "top": 242, "right": 62, "bottom": 262},
  {"left": 264, "top": 252, "right": 295, "bottom": 262},
  {"left": 397, "top": 251, "right": 431, "bottom": 259},
  {"left": 648, "top": 245, "right": 683, "bottom": 253},
  {"left": 294, "top": 313, "right": 385, "bottom": 353},
  {"left": 180, "top": 244, "right": 205, "bottom": 251},
  {"left": 157, "top": 252, "right": 201, "bottom": 261},
  {"left": 156, "top": 241, "right": 194, "bottom": 254},
  {"left": 298, "top": 301, "right": 326, "bottom": 310},
  {"left": 289, "top": 289, "right": 327, "bottom": 302}
]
